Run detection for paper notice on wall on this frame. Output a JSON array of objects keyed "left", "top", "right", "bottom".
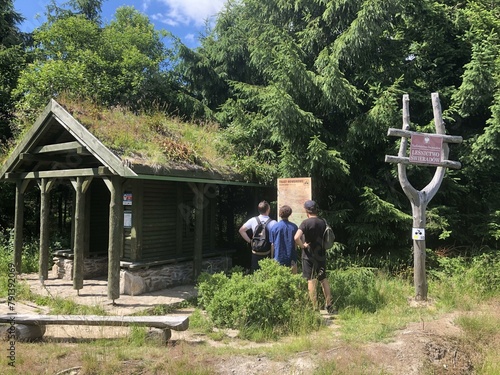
[{"left": 277, "top": 178, "right": 312, "bottom": 225}]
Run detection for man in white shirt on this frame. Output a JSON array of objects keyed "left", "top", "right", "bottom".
[{"left": 238, "top": 200, "right": 277, "bottom": 272}]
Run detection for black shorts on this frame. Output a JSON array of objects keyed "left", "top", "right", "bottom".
[
  {"left": 251, "top": 253, "right": 270, "bottom": 272},
  {"left": 302, "top": 257, "right": 327, "bottom": 281}
]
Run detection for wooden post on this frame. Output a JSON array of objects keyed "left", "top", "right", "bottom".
[
  {"left": 70, "top": 191, "right": 76, "bottom": 255},
  {"left": 193, "top": 183, "right": 204, "bottom": 280},
  {"left": 130, "top": 179, "right": 143, "bottom": 261},
  {"left": 38, "top": 178, "right": 51, "bottom": 282},
  {"left": 72, "top": 177, "right": 85, "bottom": 292},
  {"left": 13, "top": 180, "right": 27, "bottom": 274},
  {"left": 176, "top": 184, "right": 184, "bottom": 257},
  {"left": 104, "top": 176, "right": 124, "bottom": 301},
  {"left": 385, "top": 93, "right": 462, "bottom": 301}
]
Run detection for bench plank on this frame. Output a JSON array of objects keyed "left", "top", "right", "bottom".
[{"left": 0, "top": 314, "right": 189, "bottom": 331}]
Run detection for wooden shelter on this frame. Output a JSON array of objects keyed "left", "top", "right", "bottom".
[{"left": 0, "top": 100, "right": 264, "bottom": 300}]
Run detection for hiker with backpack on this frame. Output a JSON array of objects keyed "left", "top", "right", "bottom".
[
  {"left": 294, "top": 200, "right": 337, "bottom": 314},
  {"left": 269, "top": 205, "right": 299, "bottom": 274},
  {"left": 238, "top": 200, "right": 277, "bottom": 272}
]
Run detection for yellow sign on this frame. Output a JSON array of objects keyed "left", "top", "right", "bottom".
[{"left": 277, "top": 178, "right": 312, "bottom": 225}]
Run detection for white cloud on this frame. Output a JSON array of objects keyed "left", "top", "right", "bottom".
[{"left": 155, "top": 0, "right": 225, "bottom": 27}]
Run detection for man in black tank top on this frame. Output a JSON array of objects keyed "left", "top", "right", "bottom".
[{"left": 294, "top": 200, "right": 336, "bottom": 313}]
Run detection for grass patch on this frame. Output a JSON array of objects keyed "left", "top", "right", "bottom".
[
  {"left": 17, "top": 288, "right": 107, "bottom": 315},
  {"left": 0, "top": 242, "right": 498, "bottom": 374},
  {"left": 456, "top": 308, "right": 500, "bottom": 375}
]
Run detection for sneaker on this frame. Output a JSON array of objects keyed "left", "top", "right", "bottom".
[{"left": 326, "top": 304, "right": 338, "bottom": 315}]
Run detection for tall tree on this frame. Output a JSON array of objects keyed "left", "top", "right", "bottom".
[
  {"left": 177, "top": 0, "right": 498, "bottom": 255},
  {"left": 0, "top": 0, "right": 25, "bottom": 141},
  {"left": 0, "top": 0, "right": 26, "bottom": 231},
  {"left": 46, "top": 0, "right": 103, "bottom": 24},
  {"left": 13, "top": 6, "right": 173, "bottom": 126}
]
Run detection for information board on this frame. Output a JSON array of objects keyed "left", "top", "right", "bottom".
[{"left": 277, "top": 178, "right": 312, "bottom": 225}]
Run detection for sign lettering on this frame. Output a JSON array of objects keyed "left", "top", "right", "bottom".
[{"left": 410, "top": 134, "right": 443, "bottom": 165}]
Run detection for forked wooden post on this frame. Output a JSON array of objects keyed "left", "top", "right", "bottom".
[{"left": 385, "top": 93, "right": 462, "bottom": 300}]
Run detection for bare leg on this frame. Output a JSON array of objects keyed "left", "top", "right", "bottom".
[
  {"left": 320, "top": 278, "right": 332, "bottom": 307},
  {"left": 308, "top": 279, "right": 318, "bottom": 309}
]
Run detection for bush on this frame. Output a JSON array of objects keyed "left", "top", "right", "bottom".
[
  {"left": 0, "top": 229, "right": 39, "bottom": 274},
  {"left": 328, "top": 267, "right": 386, "bottom": 313},
  {"left": 196, "top": 259, "right": 319, "bottom": 338},
  {"left": 429, "top": 250, "right": 500, "bottom": 307}
]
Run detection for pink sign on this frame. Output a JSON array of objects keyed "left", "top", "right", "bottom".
[{"left": 409, "top": 134, "right": 443, "bottom": 165}]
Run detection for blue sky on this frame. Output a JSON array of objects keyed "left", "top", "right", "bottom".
[{"left": 13, "top": 0, "right": 226, "bottom": 48}]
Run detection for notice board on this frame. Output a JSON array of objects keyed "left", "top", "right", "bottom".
[
  {"left": 277, "top": 177, "right": 312, "bottom": 225},
  {"left": 409, "top": 134, "right": 443, "bottom": 165}
]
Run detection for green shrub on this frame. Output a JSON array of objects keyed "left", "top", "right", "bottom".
[
  {"left": 328, "top": 267, "right": 385, "bottom": 313},
  {"left": 196, "top": 259, "right": 318, "bottom": 338},
  {"left": 429, "top": 250, "right": 500, "bottom": 307},
  {"left": 0, "top": 230, "right": 39, "bottom": 274}
]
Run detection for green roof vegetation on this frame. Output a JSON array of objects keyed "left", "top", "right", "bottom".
[{"left": 57, "top": 98, "right": 239, "bottom": 177}]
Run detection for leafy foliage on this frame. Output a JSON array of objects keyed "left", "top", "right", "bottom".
[
  {"left": 197, "top": 259, "right": 319, "bottom": 338},
  {"left": 13, "top": 6, "right": 173, "bottom": 127},
  {"left": 328, "top": 267, "right": 386, "bottom": 313},
  {"left": 4, "top": 0, "right": 500, "bottom": 260},
  {"left": 0, "top": 0, "right": 26, "bottom": 141},
  {"left": 175, "top": 0, "right": 500, "bottom": 257},
  {"left": 429, "top": 250, "right": 500, "bottom": 305}
]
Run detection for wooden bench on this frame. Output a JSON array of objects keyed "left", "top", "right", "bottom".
[{"left": 0, "top": 314, "right": 189, "bottom": 343}]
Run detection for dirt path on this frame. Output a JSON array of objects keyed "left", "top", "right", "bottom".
[{"left": 177, "top": 300, "right": 499, "bottom": 375}]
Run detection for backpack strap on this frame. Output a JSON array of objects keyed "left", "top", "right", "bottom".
[{"left": 254, "top": 216, "right": 271, "bottom": 228}]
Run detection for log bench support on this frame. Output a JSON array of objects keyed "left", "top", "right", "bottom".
[{"left": 0, "top": 314, "right": 189, "bottom": 343}]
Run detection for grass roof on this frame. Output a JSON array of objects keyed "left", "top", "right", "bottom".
[{"left": 56, "top": 98, "right": 240, "bottom": 178}]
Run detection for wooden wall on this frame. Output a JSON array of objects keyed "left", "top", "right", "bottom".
[
  {"left": 133, "top": 180, "right": 215, "bottom": 262},
  {"left": 86, "top": 178, "right": 217, "bottom": 263},
  {"left": 88, "top": 179, "right": 110, "bottom": 255}
]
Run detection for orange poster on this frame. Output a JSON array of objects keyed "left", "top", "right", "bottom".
[{"left": 277, "top": 178, "right": 312, "bottom": 225}]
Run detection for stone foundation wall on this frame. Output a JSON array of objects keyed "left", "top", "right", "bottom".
[
  {"left": 52, "top": 256, "right": 108, "bottom": 280},
  {"left": 51, "top": 256, "right": 232, "bottom": 296},
  {"left": 120, "top": 256, "right": 232, "bottom": 296}
]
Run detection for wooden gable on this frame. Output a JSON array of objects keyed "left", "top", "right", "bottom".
[{"left": 0, "top": 100, "right": 136, "bottom": 182}]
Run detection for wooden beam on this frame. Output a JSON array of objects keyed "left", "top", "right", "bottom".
[
  {"left": 33, "top": 141, "right": 83, "bottom": 154},
  {"left": 50, "top": 103, "right": 137, "bottom": 177},
  {"left": 70, "top": 177, "right": 93, "bottom": 194},
  {"left": 387, "top": 128, "right": 463, "bottom": 143},
  {"left": 0, "top": 314, "right": 189, "bottom": 331},
  {"left": 13, "top": 180, "right": 25, "bottom": 273},
  {"left": 104, "top": 176, "right": 124, "bottom": 301},
  {"left": 19, "top": 153, "right": 91, "bottom": 162},
  {"left": 6, "top": 167, "right": 112, "bottom": 180},
  {"left": 45, "top": 179, "right": 56, "bottom": 193},
  {"left": 0, "top": 101, "right": 55, "bottom": 179},
  {"left": 384, "top": 155, "right": 462, "bottom": 169},
  {"left": 72, "top": 177, "right": 85, "bottom": 292},
  {"left": 39, "top": 178, "right": 51, "bottom": 282}
]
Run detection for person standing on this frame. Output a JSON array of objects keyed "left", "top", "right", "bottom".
[
  {"left": 269, "top": 205, "right": 298, "bottom": 273},
  {"left": 239, "top": 200, "right": 277, "bottom": 272},
  {"left": 294, "top": 200, "right": 336, "bottom": 313}
]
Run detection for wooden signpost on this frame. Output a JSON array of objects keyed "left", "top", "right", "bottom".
[{"left": 385, "top": 93, "right": 462, "bottom": 301}]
